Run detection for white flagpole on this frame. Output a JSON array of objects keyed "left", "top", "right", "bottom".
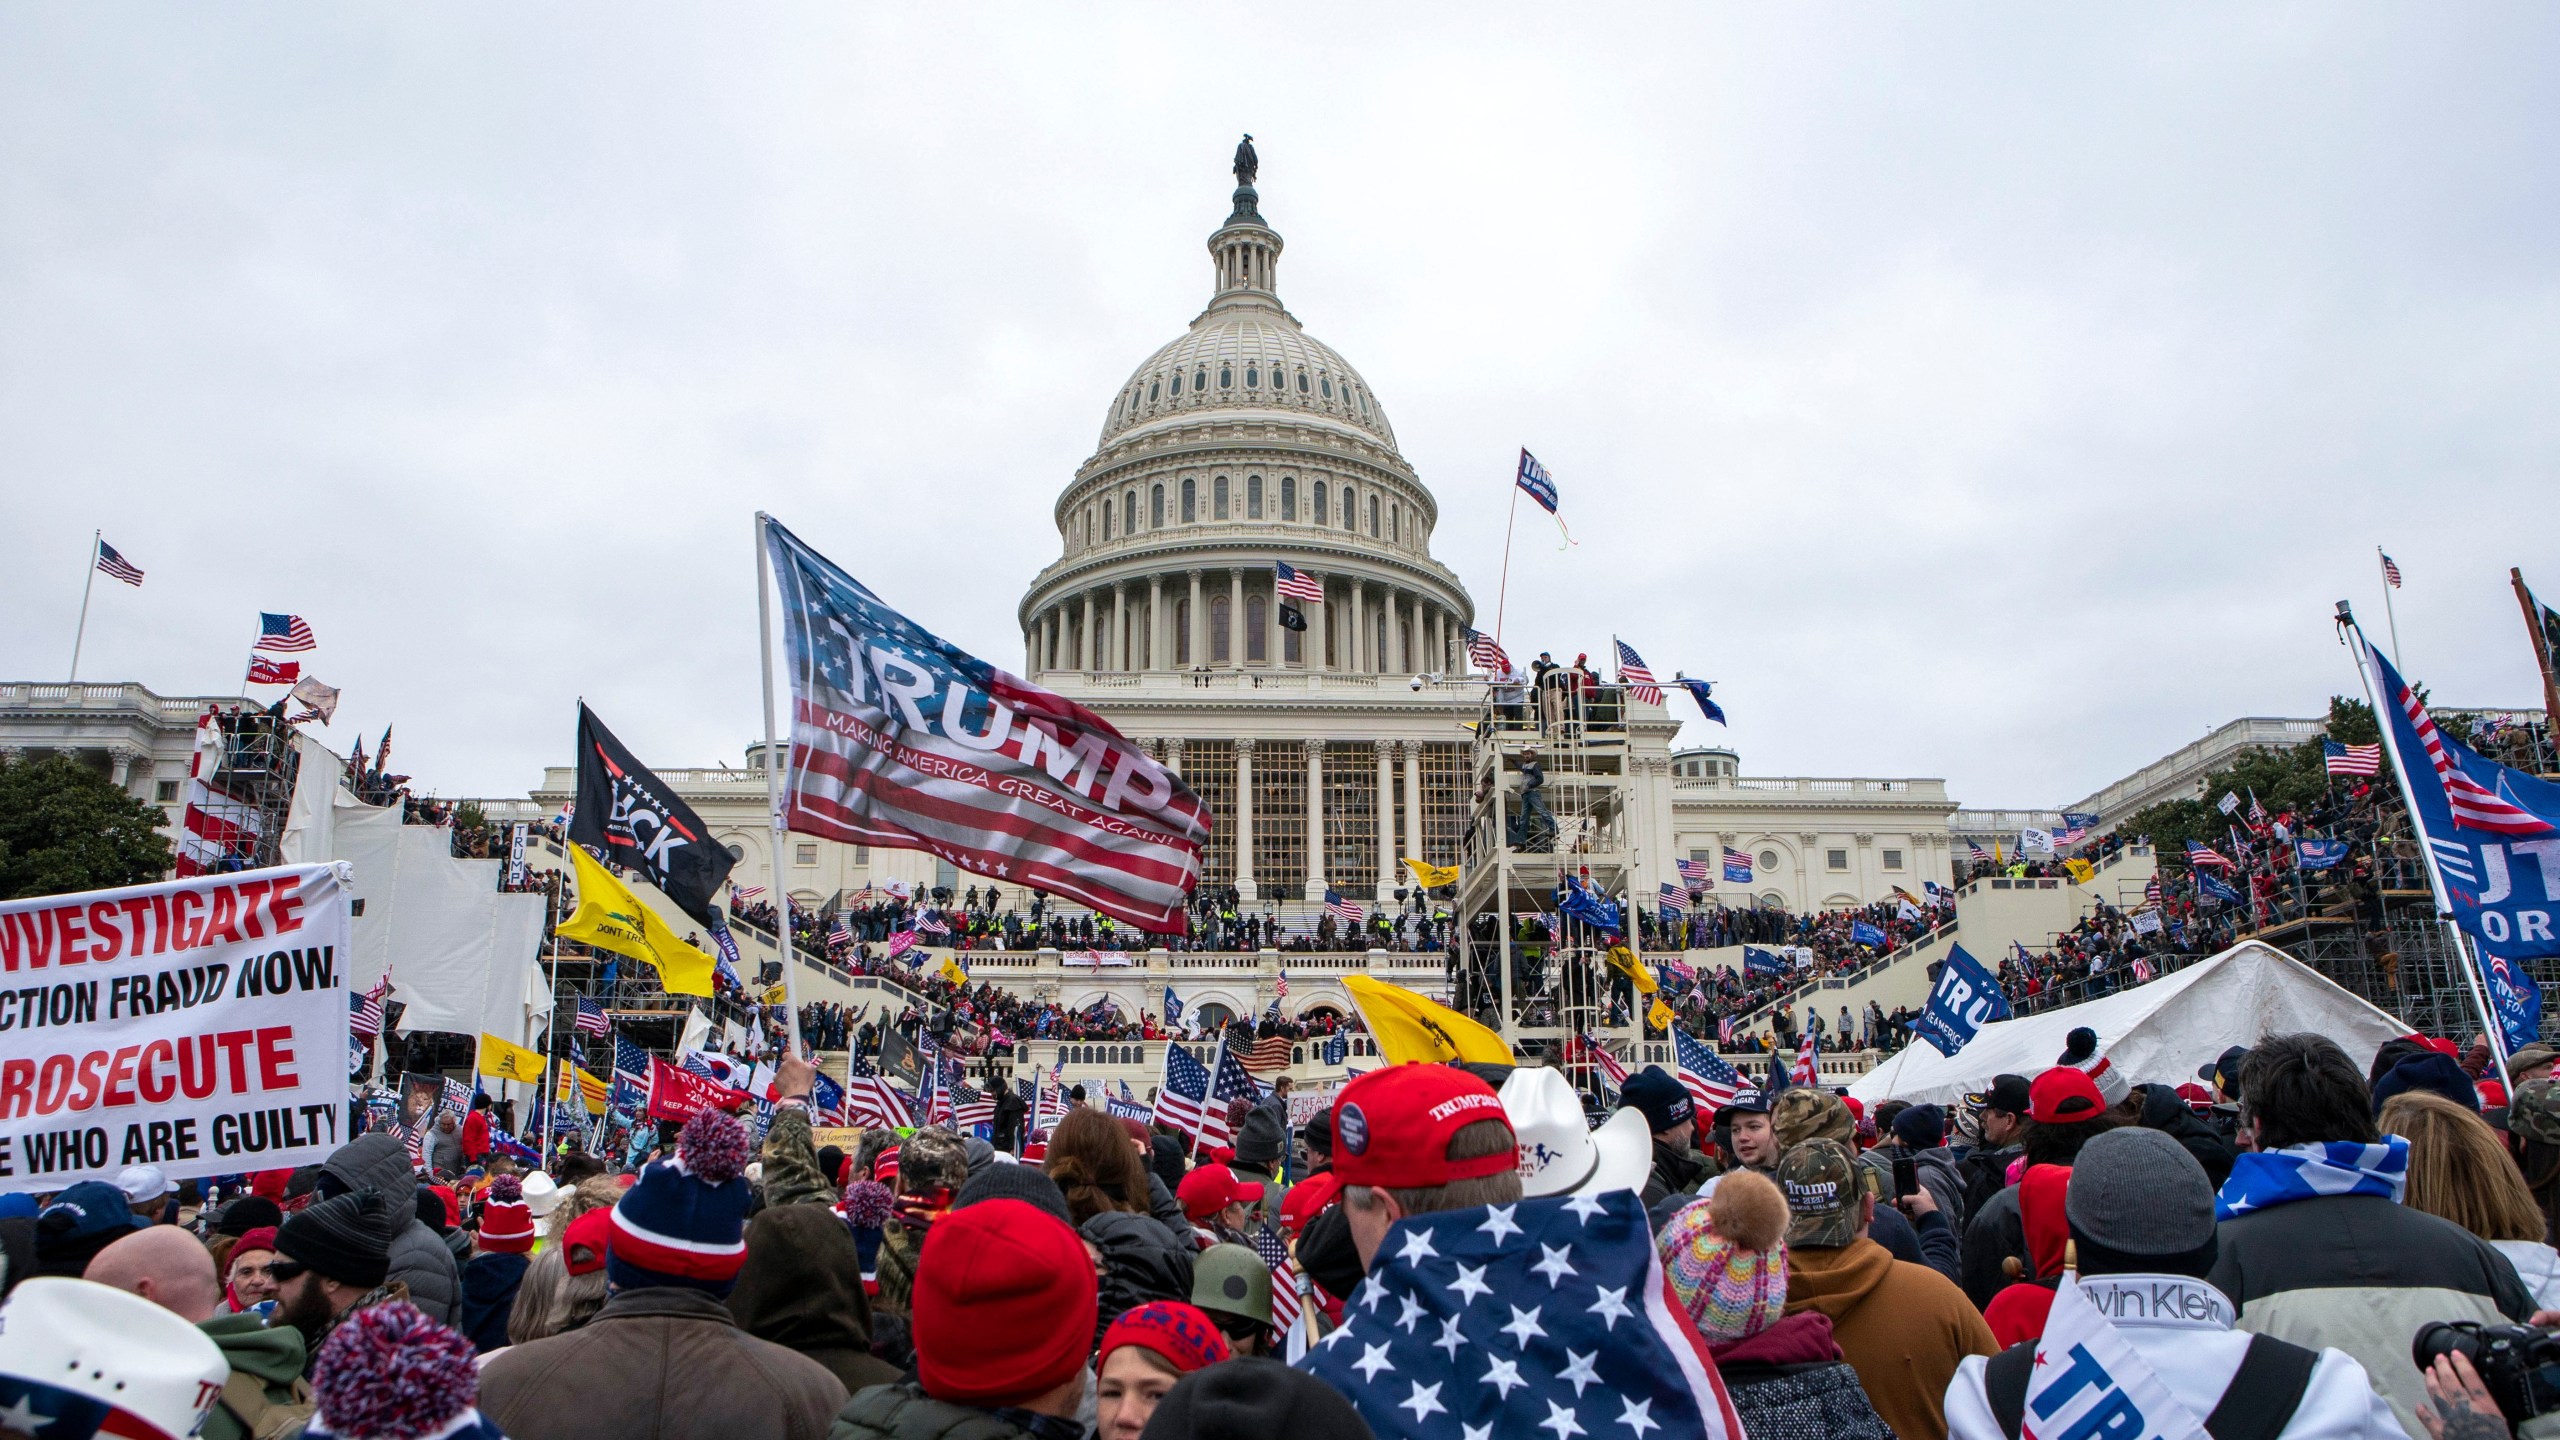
[
  {"left": 755, "top": 512, "right": 809, "bottom": 1060},
  {"left": 68, "top": 530, "right": 100, "bottom": 683},
  {"left": 2339, "top": 610, "right": 2510, "bottom": 1090},
  {"left": 1493, "top": 462, "right": 1521, "bottom": 647},
  {"left": 2377, "top": 548, "right": 2405, "bottom": 671}
]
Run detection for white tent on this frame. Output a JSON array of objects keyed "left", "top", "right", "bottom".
[{"left": 1848, "top": 941, "right": 2411, "bottom": 1109}]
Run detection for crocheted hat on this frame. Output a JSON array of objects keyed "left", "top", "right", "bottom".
[
  {"left": 306, "top": 1301, "right": 504, "bottom": 1440},
  {"left": 607, "top": 1109, "right": 753, "bottom": 1294},
  {"left": 475, "top": 1176, "right": 534, "bottom": 1255},
  {"left": 1659, "top": 1170, "right": 1788, "bottom": 1343}
]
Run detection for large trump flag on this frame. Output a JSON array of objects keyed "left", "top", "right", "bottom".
[{"left": 761, "top": 518, "right": 1209, "bottom": 932}]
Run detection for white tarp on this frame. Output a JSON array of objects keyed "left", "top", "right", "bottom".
[
  {"left": 334, "top": 806, "right": 546, "bottom": 1045},
  {"left": 277, "top": 734, "right": 390, "bottom": 866},
  {"left": 1849, "top": 941, "right": 2410, "bottom": 1109}
]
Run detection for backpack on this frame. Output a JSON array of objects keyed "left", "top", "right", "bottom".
[
  {"left": 217, "top": 1369, "right": 315, "bottom": 1440},
  {"left": 1981, "top": 1333, "right": 2318, "bottom": 1440}
]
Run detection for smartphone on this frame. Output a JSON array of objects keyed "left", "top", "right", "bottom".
[{"left": 1892, "top": 1154, "right": 1919, "bottom": 1200}]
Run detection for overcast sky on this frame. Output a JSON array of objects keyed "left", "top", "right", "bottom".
[{"left": 5, "top": 7, "right": 2555, "bottom": 810}]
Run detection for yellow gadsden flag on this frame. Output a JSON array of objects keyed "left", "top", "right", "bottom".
[
  {"left": 2063, "top": 857, "right": 2097, "bottom": 885},
  {"left": 477, "top": 1032, "right": 548, "bottom": 1084},
  {"left": 934, "top": 955, "right": 970, "bottom": 989},
  {"left": 1341, "top": 974, "right": 1513, "bottom": 1066},
  {"left": 557, "top": 841, "right": 716, "bottom": 996},
  {"left": 1401, "top": 857, "right": 1461, "bottom": 891},
  {"left": 1604, "top": 943, "right": 1660, "bottom": 995},
  {"left": 1648, "top": 998, "right": 1678, "bottom": 1033}
]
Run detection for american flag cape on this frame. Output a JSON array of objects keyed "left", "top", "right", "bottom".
[
  {"left": 1675, "top": 1026, "right": 1743, "bottom": 1113},
  {"left": 1298, "top": 1190, "right": 1740, "bottom": 1440},
  {"left": 761, "top": 518, "right": 1209, "bottom": 932}
]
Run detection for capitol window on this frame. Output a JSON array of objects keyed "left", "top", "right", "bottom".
[
  {"left": 1214, "top": 476, "right": 1229, "bottom": 519},
  {"left": 1388, "top": 505, "right": 1398, "bottom": 542},
  {"left": 1312, "top": 480, "right": 1328, "bottom": 525},
  {"left": 1247, "top": 475, "right": 1263, "bottom": 518},
  {"left": 1297, "top": 370, "right": 1309, "bottom": 393},
  {"left": 1170, "top": 372, "right": 1181, "bottom": 395},
  {"left": 1246, "top": 595, "right": 1267, "bottom": 660},
  {"left": 1181, "top": 478, "right": 1196, "bottom": 522},
  {"left": 1760, "top": 850, "right": 1780, "bottom": 872},
  {"left": 1122, "top": 491, "right": 1136, "bottom": 534},
  {"left": 1195, "top": 368, "right": 1207, "bottom": 391},
  {"left": 1321, "top": 375, "right": 1333, "bottom": 397},
  {"left": 1342, "top": 489, "right": 1358, "bottom": 531},
  {"left": 1245, "top": 365, "right": 1259, "bottom": 388},
  {"left": 1149, "top": 379, "right": 1159, "bottom": 402},
  {"left": 1151, "top": 484, "right": 1164, "bottom": 527},
  {"left": 1219, "top": 366, "right": 1232, "bottom": 389},
  {"left": 1280, "top": 475, "right": 1296, "bottom": 520},
  {"left": 1174, "top": 598, "right": 1191, "bottom": 664},
  {"left": 1210, "top": 594, "right": 1231, "bottom": 662},
  {"left": 1827, "top": 849, "right": 1849, "bottom": 871},
  {"left": 1884, "top": 849, "right": 1905, "bottom": 871},
  {"left": 1103, "top": 504, "right": 1115, "bottom": 540},
  {"left": 1366, "top": 495, "right": 1379, "bottom": 536}
]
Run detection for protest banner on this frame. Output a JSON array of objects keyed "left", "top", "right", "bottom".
[
  {"left": 1912, "top": 943, "right": 2013, "bottom": 1057},
  {"left": 0, "top": 863, "right": 351, "bottom": 1191},
  {"left": 645, "top": 1056, "right": 748, "bottom": 1122}
]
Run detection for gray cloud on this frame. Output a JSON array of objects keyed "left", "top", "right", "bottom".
[{"left": 3, "top": 5, "right": 2553, "bottom": 809}]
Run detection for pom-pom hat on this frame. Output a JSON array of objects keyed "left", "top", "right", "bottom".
[
  {"left": 305, "top": 1301, "right": 504, "bottom": 1440},
  {"left": 1330, "top": 1063, "right": 1515, "bottom": 1190},
  {"left": 0, "top": 1277, "right": 229, "bottom": 1440},
  {"left": 608, "top": 1109, "right": 754, "bottom": 1294},
  {"left": 475, "top": 1175, "right": 535, "bottom": 1255},
  {"left": 1660, "top": 1171, "right": 1789, "bottom": 1343}
]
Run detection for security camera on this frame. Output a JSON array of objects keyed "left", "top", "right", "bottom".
[{"left": 1410, "top": 674, "right": 1427, "bottom": 691}]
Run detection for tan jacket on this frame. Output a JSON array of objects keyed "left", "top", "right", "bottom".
[
  {"left": 479, "top": 1287, "right": 848, "bottom": 1440},
  {"left": 1786, "top": 1237, "right": 1998, "bottom": 1440}
]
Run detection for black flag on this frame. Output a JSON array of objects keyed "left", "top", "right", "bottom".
[
  {"left": 878, "top": 1026, "right": 925, "bottom": 1092},
  {"left": 569, "top": 703, "right": 736, "bottom": 929},
  {"left": 1278, "top": 603, "right": 1307, "bottom": 633}
]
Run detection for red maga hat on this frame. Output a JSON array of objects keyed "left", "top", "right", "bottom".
[{"left": 1330, "top": 1064, "right": 1516, "bottom": 1190}]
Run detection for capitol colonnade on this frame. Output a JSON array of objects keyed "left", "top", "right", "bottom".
[{"left": 1024, "top": 566, "right": 1463, "bottom": 679}]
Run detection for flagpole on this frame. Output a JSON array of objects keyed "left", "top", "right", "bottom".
[
  {"left": 1492, "top": 476, "right": 1520, "bottom": 647},
  {"left": 755, "top": 512, "right": 808, "bottom": 1060},
  {"left": 539, "top": 922, "right": 561, "bottom": 1164},
  {"left": 2338, "top": 608, "right": 2510, "bottom": 1090},
  {"left": 2513, "top": 568, "right": 2560, "bottom": 744},
  {"left": 68, "top": 530, "right": 100, "bottom": 683},
  {"left": 2377, "top": 548, "right": 2404, "bottom": 671}
]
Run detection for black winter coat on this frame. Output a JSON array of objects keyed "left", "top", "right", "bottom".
[{"left": 1081, "top": 1211, "right": 1193, "bottom": 1348}]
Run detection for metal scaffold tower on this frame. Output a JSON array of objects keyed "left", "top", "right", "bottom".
[
  {"left": 193, "top": 702, "right": 302, "bottom": 872},
  {"left": 1452, "top": 681, "right": 1652, "bottom": 1067}
]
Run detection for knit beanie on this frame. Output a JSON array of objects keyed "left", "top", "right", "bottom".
[
  {"left": 216, "top": 1196, "right": 284, "bottom": 1237},
  {"left": 911, "top": 1198, "right": 1097, "bottom": 1407},
  {"left": 953, "top": 1160, "right": 1074, "bottom": 1228},
  {"left": 475, "top": 1177, "right": 535, "bottom": 1255},
  {"left": 305, "top": 1301, "right": 506, "bottom": 1440},
  {"left": 2065, "top": 1128, "right": 2218, "bottom": 1278},
  {"left": 1658, "top": 1170, "right": 1788, "bottom": 1343},
  {"left": 1232, "top": 1109, "right": 1285, "bottom": 1168},
  {"left": 276, "top": 1192, "right": 393, "bottom": 1290},
  {"left": 607, "top": 1110, "right": 754, "bottom": 1295},
  {"left": 2059, "top": 1028, "right": 2131, "bottom": 1109},
  {"left": 1098, "top": 1300, "right": 1231, "bottom": 1376}
]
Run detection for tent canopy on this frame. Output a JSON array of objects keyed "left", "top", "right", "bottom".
[{"left": 1847, "top": 941, "right": 2411, "bottom": 1109}]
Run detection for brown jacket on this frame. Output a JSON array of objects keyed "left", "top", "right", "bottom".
[
  {"left": 479, "top": 1287, "right": 848, "bottom": 1440},
  {"left": 1785, "top": 1237, "right": 1997, "bottom": 1440}
]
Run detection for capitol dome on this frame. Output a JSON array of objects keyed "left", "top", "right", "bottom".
[{"left": 1020, "top": 152, "right": 1472, "bottom": 684}]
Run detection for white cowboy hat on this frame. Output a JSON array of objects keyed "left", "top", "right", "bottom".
[
  {"left": 0, "top": 1278, "right": 228, "bottom": 1440},
  {"left": 1500, "top": 1066, "right": 1652, "bottom": 1199},
  {"left": 519, "top": 1171, "right": 563, "bottom": 1217}
]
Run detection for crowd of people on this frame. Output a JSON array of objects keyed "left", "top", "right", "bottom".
[{"left": 18, "top": 1020, "right": 2558, "bottom": 1440}]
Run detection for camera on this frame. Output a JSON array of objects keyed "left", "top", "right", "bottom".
[{"left": 2414, "top": 1321, "right": 2560, "bottom": 1423}]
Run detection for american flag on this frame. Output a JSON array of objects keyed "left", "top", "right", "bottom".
[
  {"left": 1675, "top": 856, "right": 1709, "bottom": 891},
  {"left": 2185, "top": 840, "right": 2235, "bottom": 870},
  {"left": 1968, "top": 840, "right": 1992, "bottom": 863},
  {"left": 951, "top": 1079, "right": 995, "bottom": 1132},
  {"left": 828, "top": 915, "right": 853, "bottom": 947},
  {"left": 244, "top": 655, "right": 298, "bottom": 687},
  {"left": 1721, "top": 846, "right": 1753, "bottom": 882},
  {"left": 2381, "top": 552, "right": 2404, "bottom": 589},
  {"left": 847, "top": 1054, "right": 914, "bottom": 1130},
  {"left": 2144, "top": 876, "right": 2164, "bottom": 905},
  {"left": 1613, "top": 639, "right": 1662, "bottom": 706},
  {"left": 350, "top": 974, "right": 391, "bottom": 1041},
  {"left": 1211, "top": 1038, "right": 1266, "bottom": 1115},
  {"left": 1673, "top": 1026, "right": 1743, "bottom": 1113},
  {"left": 612, "top": 1036, "right": 653, "bottom": 1110},
  {"left": 1577, "top": 1032, "right": 1630, "bottom": 1091},
  {"left": 1251, "top": 1225, "right": 1306, "bottom": 1334},
  {"left": 2052, "top": 822, "right": 2088, "bottom": 847},
  {"left": 763, "top": 520, "right": 1209, "bottom": 934},
  {"left": 1716, "top": 1014, "right": 1737, "bottom": 1046},
  {"left": 1657, "top": 881, "right": 1687, "bottom": 918},
  {"left": 93, "top": 538, "right": 145, "bottom": 586},
  {"left": 921, "top": 1057, "right": 949, "bottom": 1128},
  {"left": 1791, "top": 1029, "right": 1821, "bottom": 1086},
  {"left": 2324, "top": 740, "right": 2384, "bottom": 777},
  {"left": 2383, "top": 647, "right": 2555, "bottom": 835},
  {"left": 730, "top": 884, "right": 766, "bottom": 904},
  {"left": 2130, "top": 958, "right": 2156, "bottom": 982},
  {"left": 1274, "top": 560, "right": 1325, "bottom": 604},
  {"left": 1154, "top": 1043, "right": 1218, "bottom": 1141},
  {"left": 255, "top": 612, "right": 317, "bottom": 653},
  {"left": 1275, "top": 969, "right": 1290, "bottom": 999},
  {"left": 1324, "top": 887, "right": 1366, "bottom": 926},
  {"left": 1461, "top": 626, "right": 1512, "bottom": 675},
  {"left": 915, "top": 910, "right": 950, "bottom": 936},
  {"left": 1299, "top": 1191, "right": 1742, "bottom": 1440},
  {"left": 1235, "top": 1031, "right": 1297, "bottom": 1073},
  {"left": 572, "top": 996, "right": 609, "bottom": 1036}
]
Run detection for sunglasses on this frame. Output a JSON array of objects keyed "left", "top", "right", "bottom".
[{"left": 263, "top": 1258, "right": 310, "bottom": 1284}]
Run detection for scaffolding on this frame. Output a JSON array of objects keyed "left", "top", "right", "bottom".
[
  {"left": 1451, "top": 681, "right": 1651, "bottom": 1068},
  {"left": 186, "top": 702, "right": 302, "bottom": 873}
]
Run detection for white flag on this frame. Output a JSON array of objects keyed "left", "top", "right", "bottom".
[
  {"left": 2021, "top": 826, "right": 2056, "bottom": 856},
  {"left": 289, "top": 674, "right": 341, "bottom": 723},
  {"left": 2024, "top": 1274, "right": 2210, "bottom": 1440}
]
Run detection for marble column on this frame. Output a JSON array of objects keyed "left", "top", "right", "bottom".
[
  {"left": 1349, "top": 584, "right": 1367, "bottom": 674},
  {"left": 1109, "top": 584, "right": 1126, "bottom": 671},
  {"left": 1187, "top": 570, "right": 1204, "bottom": 668},
  {"left": 1235, "top": 738, "right": 1258, "bottom": 900},
  {"left": 1374, "top": 740, "right": 1396, "bottom": 899},
  {"left": 1228, "top": 570, "right": 1244, "bottom": 671},
  {"left": 1148, "top": 575, "right": 1165, "bottom": 672},
  {"left": 1305, "top": 740, "right": 1326, "bottom": 895},
  {"left": 1078, "top": 593, "right": 1095, "bottom": 672},
  {"left": 1310, "top": 574, "right": 1329, "bottom": 673},
  {"left": 1385, "top": 589, "right": 1403, "bottom": 674},
  {"left": 1403, "top": 738, "right": 1425, "bottom": 864}
]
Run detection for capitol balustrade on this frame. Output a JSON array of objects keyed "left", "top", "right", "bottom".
[{"left": 1005, "top": 1031, "right": 1386, "bottom": 1096}]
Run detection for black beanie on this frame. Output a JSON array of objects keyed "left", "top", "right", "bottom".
[
  {"left": 277, "top": 1191, "right": 393, "bottom": 1289},
  {"left": 216, "top": 1196, "right": 284, "bottom": 1237},
  {"left": 1139, "top": 1357, "right": 1378, "bottom": 1440},
  {"left": 952, "top": 1163, "right": 1073, "bottom": 1228},
  {"left": 1233, "top": 1108, "right": 1286, "bottom": 1167}
]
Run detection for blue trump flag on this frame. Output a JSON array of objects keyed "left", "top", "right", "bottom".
[
  {"left": 2197, "top": 871, "right": 2243, "bottom": 905},
  {"left": 1850, "top": 919, "right": 1888, "bottom": 949},
  {"left": 2296, "top": 838, "right": 2351, "bottom": 871},
  {"left": 1742, "top": 946, "right": 1785, "bottom": 977},
  {"left": 1677, "top": 677, "right": 1726, "bottom": 727},
  {"left": 1913, "top": 943, "right": 2013, "bottom": 1057},
  {"left": 1555, "top": 876, "right": 1622, "bottom": 935},
  {"left": 2362, "top": 635, "right": 2560, "bottom": 958},
  {"left": 1161, "top": 986, "right": 1184, "bottom": 1026},
  {"left": 2485, "top": 952, "right": 2543, "bottom": 1055}
]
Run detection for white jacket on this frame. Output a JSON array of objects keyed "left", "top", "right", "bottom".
[
  {"left": 2494, "top": 1239, "right": 2560, "bottom": 1309},
  {"left": 1944, "top": 1274, "right": 2408, "bottom": 1440}
]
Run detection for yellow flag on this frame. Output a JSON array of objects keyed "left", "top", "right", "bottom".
[
  {"left": 1648, "top": 998, "right": 1677, "bottom": 1032},
  {"left": 556, "top": 842, "right": 716, "bottom": 996},
  {"left": 2063, "top": 858, "right": 2096, "bottom": 885},
  {"left": 1401, "top": 857, "right": 1461, "bottom": 890},
  {"left": 1603, "top": 944, "right": 1659, "bottom": 995},
  {"left": 553, "top": 1061, "right": 610, "bottom": 1115},
  {"left": 477, "top": 1032, "right": 547, "bottom": 1084},
  {"left": 1341, "top": 974, "right": 1514, "bottom": 1066},
  {"left": 935, "top": 955, "right": 970, "bottom": 988}
]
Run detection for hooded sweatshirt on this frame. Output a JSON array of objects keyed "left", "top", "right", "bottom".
[
  {"left": 321, "top": 1132, "right": 459, "bottom": 1324},
  {"left": 727, "top": 1204, "right": 901, "bottom": 1396},
  {"left": 459, "top": 1250, "right": 531, "bottom": 1354},
  {"left": 1785, "top": 1237, "right": 1998, "bottom": 1440}
]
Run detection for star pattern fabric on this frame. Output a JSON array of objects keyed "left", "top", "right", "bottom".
[{"left": 1298, "top": 1191, "right": 1740, "bottom": 1439}]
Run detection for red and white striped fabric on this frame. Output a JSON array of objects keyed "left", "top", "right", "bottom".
[
  {"left": 846, "top": 1074, "right": 913, "bottom": 1130},
  {"left": 2394, "top": 668, "right": 2554, "bottom": 835},
  {"left": 173, "top": 707, "right": 263, "bottom": 877},
  {"left": 1234, "top": 1033, "right": 1297, "bottom": 1073},
  {"left": 764, "top": 519, "right": 1210, "bottom": 933},
  {"left": 1273, "top": 561, "right": 1324, "bottom": 604}
]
